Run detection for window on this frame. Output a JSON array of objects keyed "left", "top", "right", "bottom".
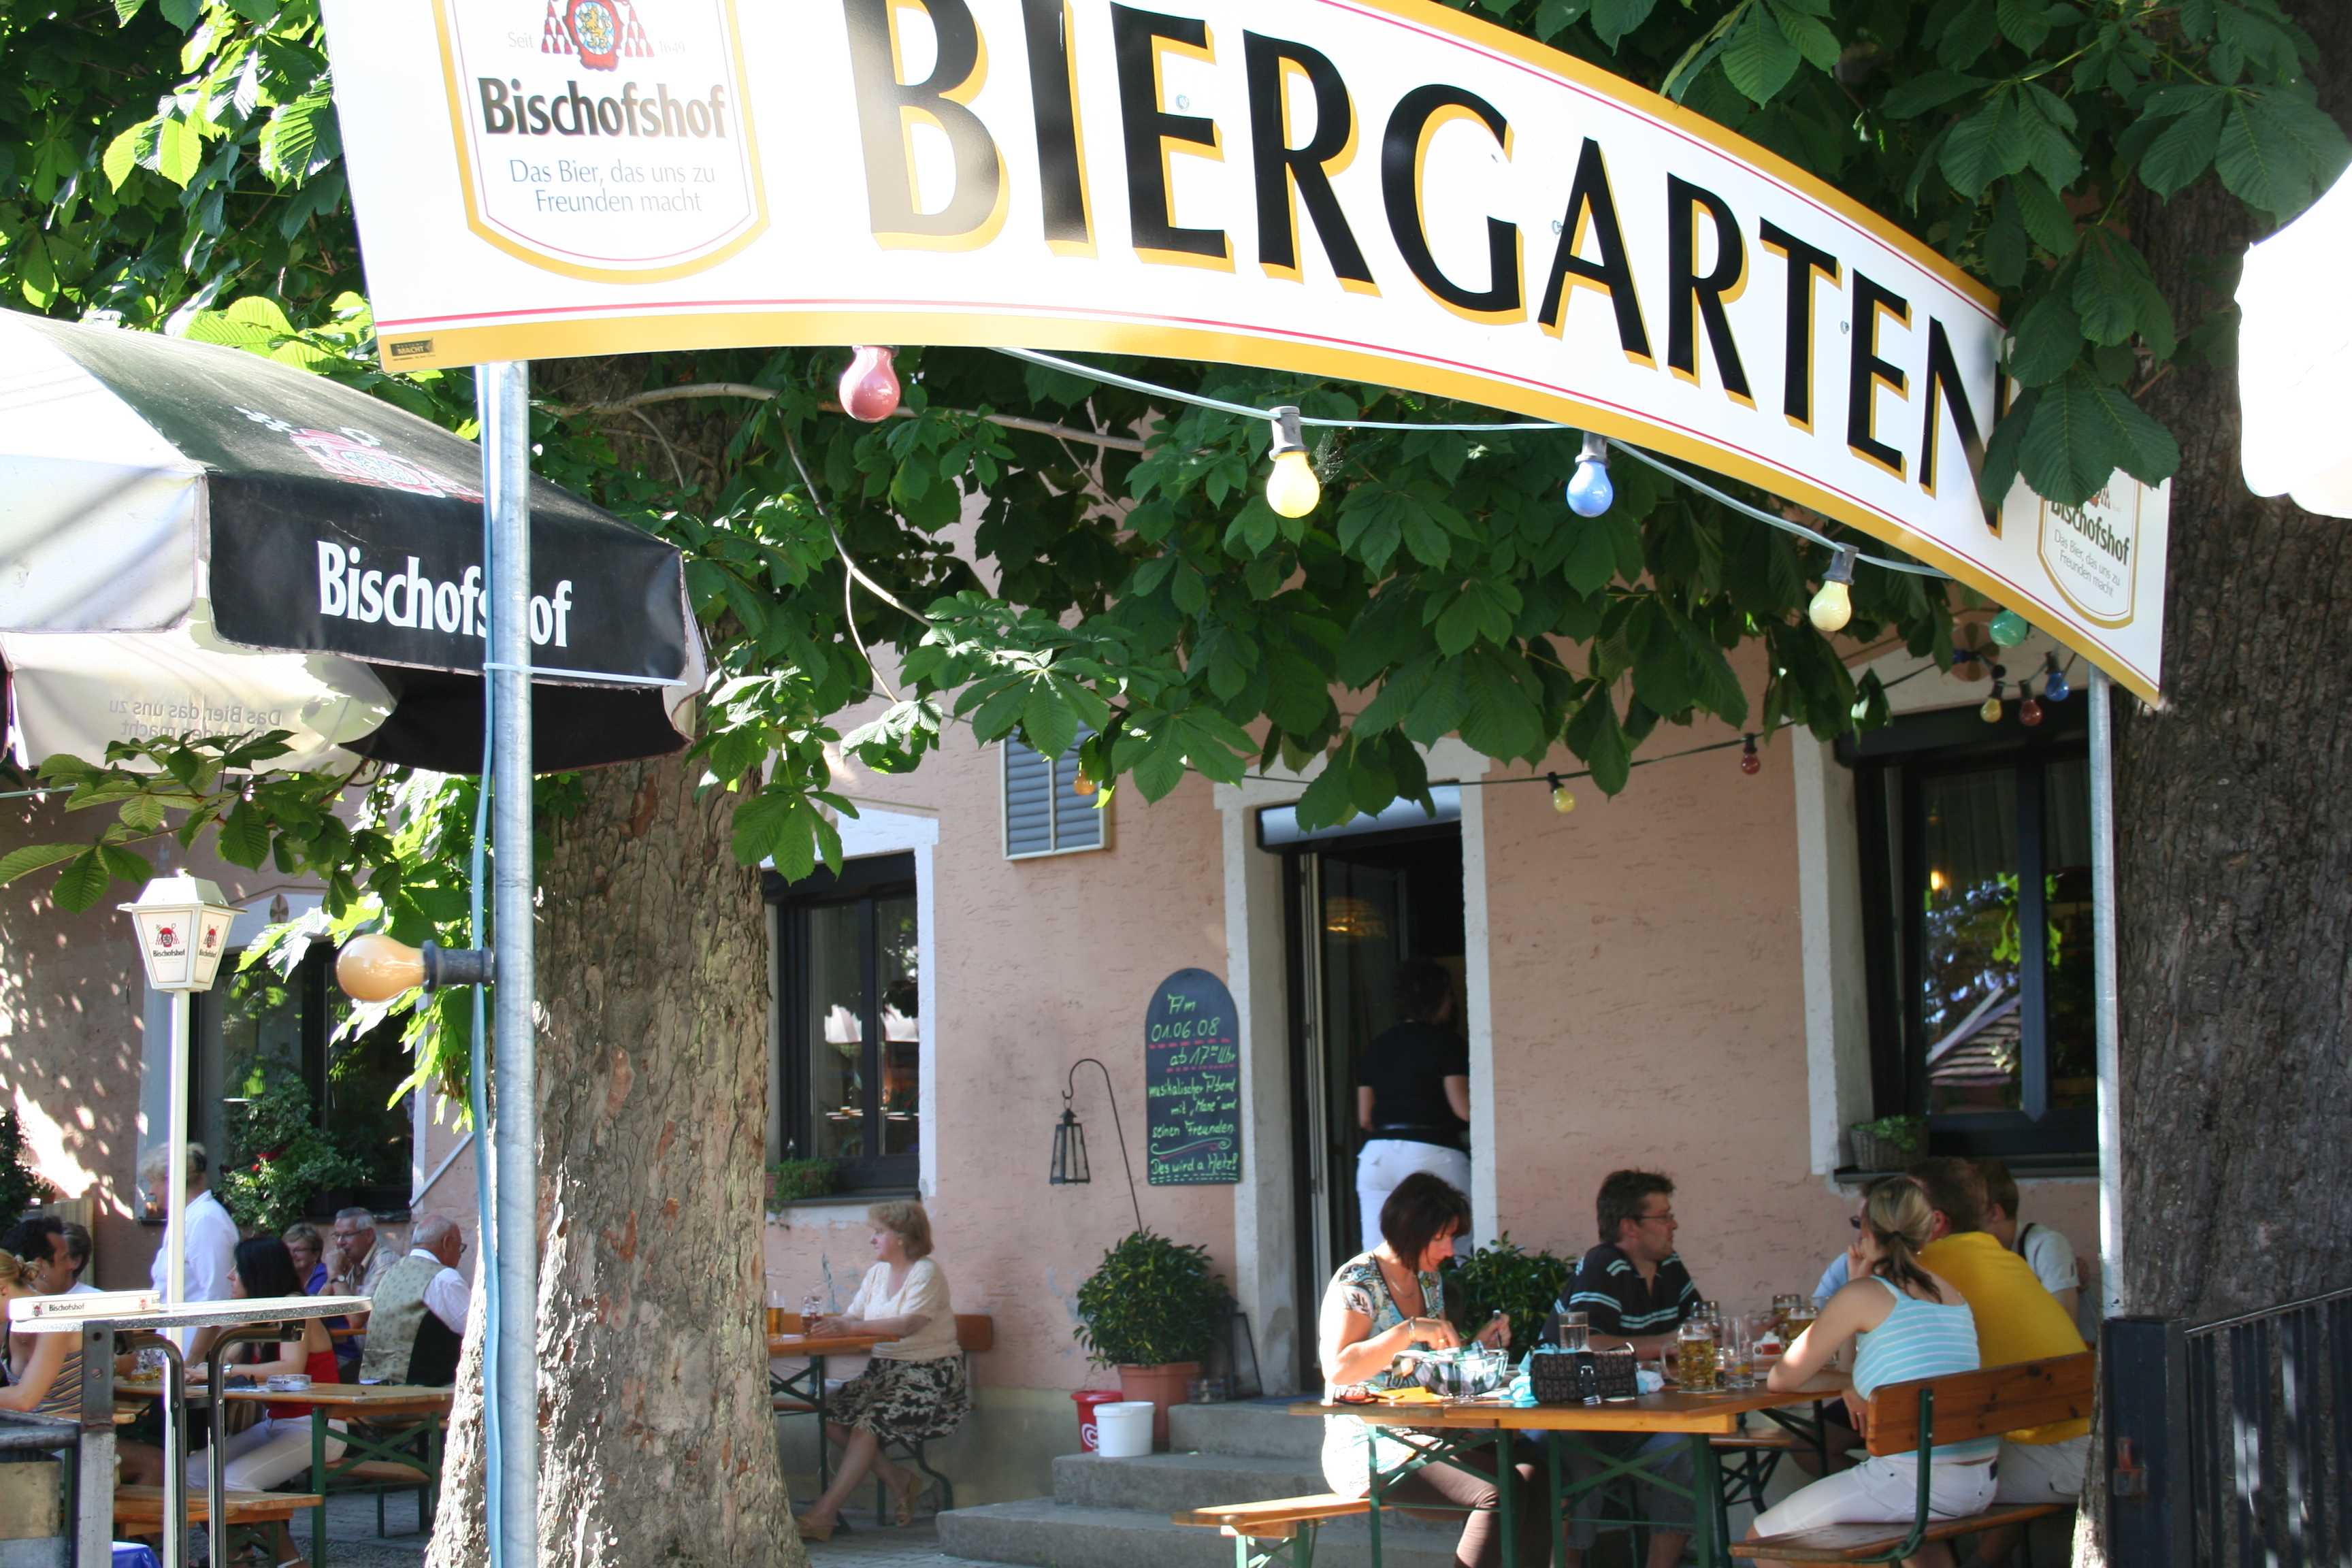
[
  {"left": 195, "top": 947, "right": 414, "bottom": 1214},
  {"left": 772, "top": 854, "right": 920, "bottom": 1192},
  {"left": 1004, "top": 735, "right": 1103, "bottom": 858},
  {"left": 1849, "top": 701, "right": 2096, "bottom": 1162}
]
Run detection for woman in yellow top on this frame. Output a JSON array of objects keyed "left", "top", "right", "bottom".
[{"left": 791, "top": 1200, "right": 969, "bottom": 1540}]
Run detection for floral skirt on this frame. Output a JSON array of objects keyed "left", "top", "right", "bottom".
[{"left": 832, "top": 1355, "right": 971, "bottom": 1444}]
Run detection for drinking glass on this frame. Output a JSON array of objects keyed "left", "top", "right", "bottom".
[
  {"left": 802, "top": 1288, "right": 826, "bottom": 1329},
  {"left": 1558, "top": 1311, "right": 1590, "bottom": 1353},
  {"left": 1720, "top": 1317, "right": 1757, "bottom": 1388},
  {"left": 1771, "top": 1293, "right": 1801, "bottom": 1333},
  {"left": 1676, "top": 1320, "right": 1718, "bottom": 1391},
  {"left": 765, "top": 1289, "right": 789, "bottom": 1337}
]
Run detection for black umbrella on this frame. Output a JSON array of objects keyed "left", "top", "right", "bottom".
[{"left": 0, "top": 310, "right": 702, "bottom": 774}]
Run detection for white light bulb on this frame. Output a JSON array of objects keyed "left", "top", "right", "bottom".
[
  {"left": 1808, "top": 579, "right": 1852, "bottom": 634},
  {"left": 1267, "top": 449, "right": 1322, "bottom": 518}
]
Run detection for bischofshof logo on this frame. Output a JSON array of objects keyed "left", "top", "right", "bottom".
[
  {"left": 389, "top": 338, "right": 436, "bottom": 359},
  {"left": 2037, "top": 480, "right": 2142, "bottom": 629},
  {"left": 437, "top": 0, "right": 767, "bottom": 282}
]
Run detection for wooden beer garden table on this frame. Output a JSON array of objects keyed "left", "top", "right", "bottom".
[
  {"left": 768, "top": 1331, "right": 889, "bottom": 1492},
  {"left": 122, "top": 1379, "right": 453, "bottom": 1568},
  {"left": 1291, "top": 1375, "right": 1844, "bottom": 1568}
]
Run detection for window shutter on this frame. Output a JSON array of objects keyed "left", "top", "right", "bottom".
[{"left": 1004, "top": 732, "right": 1105, "bottom": 859}]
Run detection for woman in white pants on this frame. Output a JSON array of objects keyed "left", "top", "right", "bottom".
[
  {"left": 187, "top": 1237, "right": 347, "bottom": 1567},
  {"left": 1354, "top": 960, "right": 1473, "bottom": 1253}
]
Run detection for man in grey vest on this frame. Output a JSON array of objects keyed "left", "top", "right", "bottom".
[{"left": 358, "top": 1215, "right": 470, "bottom": 1386}]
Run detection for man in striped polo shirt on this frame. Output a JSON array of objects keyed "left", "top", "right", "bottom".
[{"left": 1545, "top": 1170, "right": 1701, "bottom": 1568}]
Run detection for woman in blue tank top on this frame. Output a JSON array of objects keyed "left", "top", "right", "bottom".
[{"left": 1745, "top": 1175, "right": 1995, "bottom": 1564}]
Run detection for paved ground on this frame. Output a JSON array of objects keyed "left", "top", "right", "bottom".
[{"left": 167, "top": 1494, "right": 965, "bottom": 1567}]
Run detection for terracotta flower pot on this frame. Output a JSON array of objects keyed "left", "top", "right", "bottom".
[{"left": 1115, "top": 1361, "right": 1200, "bottom": 1450}]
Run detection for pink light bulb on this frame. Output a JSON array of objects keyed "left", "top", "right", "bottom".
[{"left": 840, "top": 346, "right": 900, "bottom": 423}]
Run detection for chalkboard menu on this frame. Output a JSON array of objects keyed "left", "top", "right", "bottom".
[{"left": 1144, "top": 968, "right": 1243, "bottom": 1186}]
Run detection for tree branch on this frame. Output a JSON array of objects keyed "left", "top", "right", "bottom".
[{"left": 548, "top": 382, "right": 1150, "bottom": 453}]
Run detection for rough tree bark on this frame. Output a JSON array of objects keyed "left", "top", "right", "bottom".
[
  {"left": 2076, "top": 8, "right": 2352, "bottom": 1562},
  {"left": 424, "top": 751, "right": 805, "bottom": 1567}
]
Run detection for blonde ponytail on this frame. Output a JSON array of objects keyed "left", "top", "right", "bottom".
[{"left": 1862, "top": 1175, "right": 1942, "bottom": 1302}]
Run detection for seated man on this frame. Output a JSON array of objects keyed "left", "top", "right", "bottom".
[
  {"left": 1912, "top": 1158, "right": 2090, "bottom": 1568},
  {"left": 59, "top": 1222, "right": 97, "bottom": 1294},
  {"left": 357, "top": 1215, "right": 470, "bottom": 1386},
  {"left": 1548, "top": 1170, "right": 1695, "bottom": 1568},
  {"left": 1977, "top": 1158, "right": 2081, "bottom": 1322}
]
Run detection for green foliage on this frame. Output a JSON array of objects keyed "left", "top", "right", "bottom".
[
  {"left": 214, "top": 1073, "right": 367, "bottom": 1235},
  {"left": 1848, "top": 1113, "right": 1929, "bottom": 1158},
  {"left": 1073, "top": 1230, "right": 1229, "bottom": 1369},
  {"left": 3, "top": 0, "right": 2340, "bottom": 1105},
  {"left": 765, "top": 1159, "right": 840, "bottom": 1208},
  {"left": 1442, "top": 1234, "right": 1574, "bottom": 1352},
  {"left": 0, "top": 1109, "right": 54, "bottom": 1222}
]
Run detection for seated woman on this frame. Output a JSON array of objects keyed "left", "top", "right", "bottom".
[
  {"left": 1748, "top": 1175, "right": 1995, "bottom": 1568},
  {"left": 0, "top": 1247, "right": 83, "bottom": 1420},
  {"left": 793, "top": 1200, "right": 969, "bottom": 1540},
  {"left": 1320, "top": 1172, "right": 1545, "bottom": 1568},
  {"left": 118, "top": 1237, "right": 344, "bottom": 1568}
]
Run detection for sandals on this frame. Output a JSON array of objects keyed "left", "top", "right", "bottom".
[
  {"left": 885, "top": 1469, "right": 928, "bottom": 1526},
  {"left": 792, "top": 1514, "right": 836, "bottom": 1541}
]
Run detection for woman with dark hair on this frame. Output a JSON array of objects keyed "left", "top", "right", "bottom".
[
  {"left": 1748, "top": 1177, "right": 1990, "bottom": 1565},
  {"left": 1319, "top": 1173, "right": 1546, "bottom": 1568},
  {"left": 1354, "top": 958, "right": 1473, "bottom": 1252},
  {"left": 127, "top": 1237, "right": 346, "bottom": 1565}
]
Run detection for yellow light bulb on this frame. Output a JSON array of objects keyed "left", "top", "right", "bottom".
[
  {"left": 1552, "top": 784, "right": 1575, "bottom": 814},
  {"left": 1807, "top": 579, "right": 1852, "bottom": 634},
  {"left": 1980, "top": 693, "right": 2004, "bottom": 723},
  {"left": 1266, "top": 449, "right": 1322, "bottom": 518}
]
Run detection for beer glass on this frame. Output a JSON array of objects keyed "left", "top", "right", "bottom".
[{"left": 1676, "top": 1319, "right": 1718, "bottom": 1391}]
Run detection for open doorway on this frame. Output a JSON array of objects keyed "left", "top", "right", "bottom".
[{"left": 1281, "top": 821, "right": 1466, "bottom": 1385}]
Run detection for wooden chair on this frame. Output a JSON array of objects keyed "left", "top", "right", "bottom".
[
  {"left": 874, "top": 1314, "right": 992, "bottom": 1519},
  {"left": 1173, "top": 1492, "right": 1373, "bottom": 1568},
  {"left": 1730, "top": 1352, "right": 2094, "bottom": 1564}
]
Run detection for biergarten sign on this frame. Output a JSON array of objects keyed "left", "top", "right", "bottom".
[
  {"left": 320, "top": 0, "right": 2170, "bottom": 700},
  {"left": 1143, "top": 968, "right": 1241, "bottom": 1186}
]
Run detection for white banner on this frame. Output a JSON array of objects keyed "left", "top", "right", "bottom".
[{"left": 322, "top": 0, "right": 2167, "bottom": 700}]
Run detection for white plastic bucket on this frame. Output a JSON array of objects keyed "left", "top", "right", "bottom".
[{"left": 1092, "top": 1400, "right": 1156, "bottom": 1458}]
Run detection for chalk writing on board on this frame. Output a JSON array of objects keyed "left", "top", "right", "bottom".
[{"left": 1145, "top": 968, "right": 1242, "bottom": 1186}]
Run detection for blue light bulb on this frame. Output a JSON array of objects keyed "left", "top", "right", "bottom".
[
  {"left": 2043, "top": 664, "right": 2071, "bottom": 702},
  {"left": 1565, "top": 432, "right": 1614, "bottom": 517}
]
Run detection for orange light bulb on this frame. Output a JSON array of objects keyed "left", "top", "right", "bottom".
[{"left": 336, "top": 932, "right": 425, "bottom": 1003}]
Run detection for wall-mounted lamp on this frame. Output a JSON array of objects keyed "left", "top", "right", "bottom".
[{"left": 1050, "top": 1057, "right": 1144, "bottom": 1235}]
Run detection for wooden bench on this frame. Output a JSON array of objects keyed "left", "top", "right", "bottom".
[
  {"left": 1731, "top": 1352, "right": 2094, "bottom": 1564},
  {"left": 331, "top": 1456, "right": 436, "bottom": 1537},
  {"left": 116, "top": 1482, "right": 325, "bottom": 1557},
  {"left": 1174, "top": 1492, "right": 1371, "bottom": 1568}
]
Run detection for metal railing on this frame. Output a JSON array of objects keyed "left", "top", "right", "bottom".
[{"left": 2106, "top": 1285, "right": 2352, "bottom": 1567}]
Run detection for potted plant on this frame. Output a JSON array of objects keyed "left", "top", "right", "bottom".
[
  {"left": 0, "top": 1109, "right": 52, "bottom": 1223},
  {"left": 766, "top": 1158, "right": 840, "bottom": 1209},
  {"left": 1443, "top": 1234, "right": 1572, "bottom": 1351},
  {"left": 1847, "top": 1114, "right": 1928, "bottom": 1173},
  {"left": 1073, "top": 1230, "right": 1227, "bottom": 1450},
  {"left": 216, "top": 1077, "right": 367, "bottom": 1235}
]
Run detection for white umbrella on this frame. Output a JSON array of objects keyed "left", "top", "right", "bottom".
[
  {"left": 0, "top": 310, "right": 705, "bottom": 774},
  {"left": 2238, "top": 165, "right": 2352, "bottom": 518}
]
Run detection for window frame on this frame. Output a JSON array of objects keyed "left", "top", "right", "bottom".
[
  {"left": 193, "top": 946, "right": 414, "bottom": 1218},
  {"left": 768, "top": 854, "right": 920, "bottom": 1195},
  {"left": 1846, "top": 702, "right": 2097, "bottom": 1164},
  {"left": 1001, "top": 735, "right": 1108, "bottom": 860}
]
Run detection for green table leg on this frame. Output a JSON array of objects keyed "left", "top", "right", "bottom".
[
  {"left": 1547, "top": 1435, "right": 1567, "bottom": 1568},
  {"left": 1684, "top": 1431, "right": 1732, "bottom": 1567},
  {"left": 1494, "top": 1430, "right": 1515, "bottom": 1568},
  {"left": 812, "top": 1355, "right": 831, "bottom": 1494},
  {"left": 312, "top": 1407, "right": 329, "bottom": 1568}
]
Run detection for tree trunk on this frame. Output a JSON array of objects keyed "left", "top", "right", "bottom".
[
  {"left": 2076, "top": 12, "right": 2352, "bottom": 1561},
  {"left": 425, "top": 752, "right": 804, "bottom": 1567}
]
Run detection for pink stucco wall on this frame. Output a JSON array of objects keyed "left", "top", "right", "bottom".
[{"left": 764, "top": 732, "right": 1239, "bottom": 1392}]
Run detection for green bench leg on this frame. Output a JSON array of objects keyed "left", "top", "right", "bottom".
[{"left": 1231, "top": 1520, "right": 1316, "bottom": 1568}]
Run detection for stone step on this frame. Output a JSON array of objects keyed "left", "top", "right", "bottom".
[
  {"left": 936, "top": 1497, "right": 1460, "bottom": 1568},
  {"left": 1166, "top": 1400, "right": 1322, "bottom": 1462},
  {"left": 1051, "top": 1452, "right": 1325, "bottom": 1513}
]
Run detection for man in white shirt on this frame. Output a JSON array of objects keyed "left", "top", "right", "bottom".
[
  {"left": 356, "top": 1215, "right": 470, "bottom": 1385},
  {"left": 1979, "top": 1158, "right": 2082, "bottom": 1321},
  {"left": 142, "top": 1142, "right": 239, "bottom": 1307}
]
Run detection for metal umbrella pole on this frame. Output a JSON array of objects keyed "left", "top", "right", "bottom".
[
  {"left": 2089, "top": 667, "right": 2124, "bottom": 1320},
  {"left": 480, "top": 360, "right": 540, "bottom": 1565}
]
